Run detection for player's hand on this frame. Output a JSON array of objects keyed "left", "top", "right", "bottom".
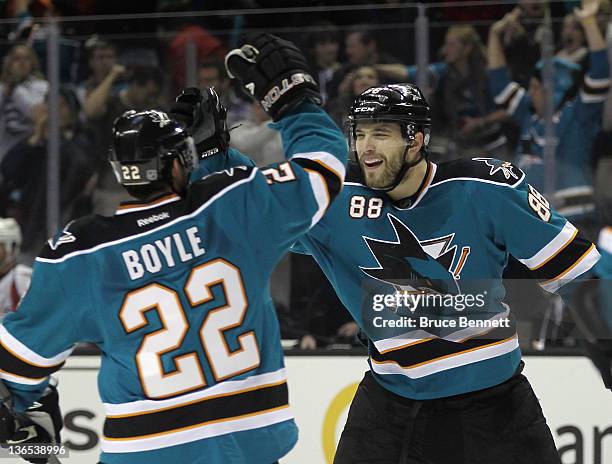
[
  {"left": 170, "top": 87, "right": 229, "bottom": 158},
  {"left": 0, "top": 384, "right": 63, "bottom": 463},
  {"left": 170, "top": 87, "right": 202, "bottom": 127},
  {"left": 225, "top": 33, "right": 321, "bottom": 121}
]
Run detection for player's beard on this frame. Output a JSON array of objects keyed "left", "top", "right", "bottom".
[{"left": 361, "top": 152, "right": 405, "bottom": 190}]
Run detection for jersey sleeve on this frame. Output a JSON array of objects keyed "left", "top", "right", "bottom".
[
  {"left": 576, "top": 49, "right": 611, "bottom": 123},
  {"left": 0, "top": 256, "right": 88, "bottom": 411},
  {"left": 406, "top": 62, "right": 447, "bottom": 87},
  {"left": 473, "top": 172, "right": 600, "bottom": 294},
  {"left": 189, "top": 147, "right": 256, "bottom": 183},
  {"left": 190, "top": 102, "right": 347, "bottom": 265},
  {"left": 488, "top": 66, "right": 531, "bottom": 127}
]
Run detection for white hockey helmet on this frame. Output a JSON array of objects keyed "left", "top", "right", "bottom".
[{"left": 0, "top": 218, "right": 22, "bottom": 254}]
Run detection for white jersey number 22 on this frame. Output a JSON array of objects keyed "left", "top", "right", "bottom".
[{"left": 119, "top": 258, "right": 259, "bottom": 399}]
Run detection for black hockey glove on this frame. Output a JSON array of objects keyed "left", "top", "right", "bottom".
[
  {"left": 0, "top": 384, "right": 63, "bottom": 463},
  {"left": 169, "top": 87, "right": 201, "bottom": 127},
  {"left": 225, "top": 33, "right": 322, "bottom": 121},
  {"left": 169, "top": 87, "right": 230, "bottom": 159},
  {"left": 584, "top": 339, "right": 612, "bottom": 390}
]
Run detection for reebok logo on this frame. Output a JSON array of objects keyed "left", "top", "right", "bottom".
[{"left": 137, "top": 212, "right": 170, "bottom": 227}]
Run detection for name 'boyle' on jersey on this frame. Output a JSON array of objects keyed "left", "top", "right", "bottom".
[
  {"left": 294, "top": 157, "right": 600, "bottom": 400},
  {"left": 0, "top": 103, "right": 348, "bottom": 464}
]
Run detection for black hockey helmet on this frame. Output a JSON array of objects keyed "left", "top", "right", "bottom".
[
  {"left": 346, "top": 83, "right": 432, "bottom": 191},
  {"left": 170, "top": 87, "right": 230, "bottom": 159},
  {"left": 109, "top": 109, "right": 198, "bottom": 186}
]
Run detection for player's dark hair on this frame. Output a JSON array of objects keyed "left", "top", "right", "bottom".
[{"left": 124, "top": 181, "right": 171, "bottom": 201}]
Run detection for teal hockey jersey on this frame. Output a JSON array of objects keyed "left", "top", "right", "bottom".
[
  {"left": 294, "top": 158, "right": 600, "bottom": 399},
  {"left": 0, "top": 103, "right": 347, "bottom": 463}
]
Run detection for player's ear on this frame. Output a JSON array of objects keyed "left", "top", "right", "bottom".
[
  {"left": 171, "top": 158, "right": 188, "bottom": 192},
  {"left": 410, "top": 132, "right": 424, "bottom": 153}
]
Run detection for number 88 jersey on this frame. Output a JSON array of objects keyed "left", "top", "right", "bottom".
[{"left": 293, "top": 157, "right": 600, "bottom": 399}]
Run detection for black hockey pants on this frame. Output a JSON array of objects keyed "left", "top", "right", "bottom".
[{"left": 334, "top": 365, "right": 562, "bottom": 464}]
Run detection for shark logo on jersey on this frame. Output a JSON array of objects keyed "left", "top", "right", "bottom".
[
  {"left": 360, "top": 214, "right": 469, "bottom": 295},
  {"left": 473, "top": 158, "right": 519, "bottom": 180},
  {"left": 47, "top": 222, "right": 76, "bottom": 250}
]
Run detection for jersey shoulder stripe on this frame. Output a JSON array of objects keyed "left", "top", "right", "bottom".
[
  {"left": 38, "top": 168, "right": 259, "bottom": 262},
  {"left": 292, "top": 157, "right": 342, "bottom": 201},
  {"left": 345, "top": 160, "right": 365, "bottom": 184},
  {"left": 431, "top": 158, "right": 525, "bottom": 189}
]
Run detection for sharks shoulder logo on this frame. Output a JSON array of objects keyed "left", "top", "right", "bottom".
[
  {"left": 473, "top": 157, "right": 519, "bottom": 181},
  {"left": 47, "top": 221, "right": 77, "bottom": 251},
  {"left": 359, "top": 214, "right": 470, "bottom": 295}
]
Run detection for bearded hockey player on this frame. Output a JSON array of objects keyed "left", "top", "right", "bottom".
[
  {"left": 295, "top": 83, "right": 608, "bottom": 464},
  {"left": 0, "top": 34, "right": 346, "bottom": 464}
]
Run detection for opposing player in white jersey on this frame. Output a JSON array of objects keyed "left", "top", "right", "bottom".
[{"left": 0, "top": 218, "right": 31, "bottom": 318}]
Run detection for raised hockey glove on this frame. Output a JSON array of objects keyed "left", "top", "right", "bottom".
[
  {"left": 0, "top": 384, "right": 63, "bottom": 463},
  {"left": 169, "top": 87, "right": 230, "bottom": 158},
  {"left": 169, "top": 87, "right": 201, "bottom": 127},
  {"left": 225, "top": 33, "right": 322, "bottom": 121}
]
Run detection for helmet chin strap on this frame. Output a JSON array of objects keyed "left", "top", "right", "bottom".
[{"left": 368, "top": 143, "right": 424, "bottom": 193}]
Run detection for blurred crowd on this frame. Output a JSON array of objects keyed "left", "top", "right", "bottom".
[{"left": 0, "top": 0, "right": 611, "bottom": 351}]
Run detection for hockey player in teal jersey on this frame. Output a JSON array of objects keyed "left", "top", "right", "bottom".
[
  {"left": 0, "top": 34, "right": 347, "bottom": 464},
  {"left": 288, "top": 80, "right": 608, "bottom": 463}
]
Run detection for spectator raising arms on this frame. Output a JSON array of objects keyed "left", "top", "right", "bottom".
[
  {"left": 77, "top": 38, "right": 123, "bottom": 109},
  {"left": 488, "top": 0, "right": 610, "bottom": 228},
  {"left": 557, "top": 10, "right": 589, "bottom": 64}
]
